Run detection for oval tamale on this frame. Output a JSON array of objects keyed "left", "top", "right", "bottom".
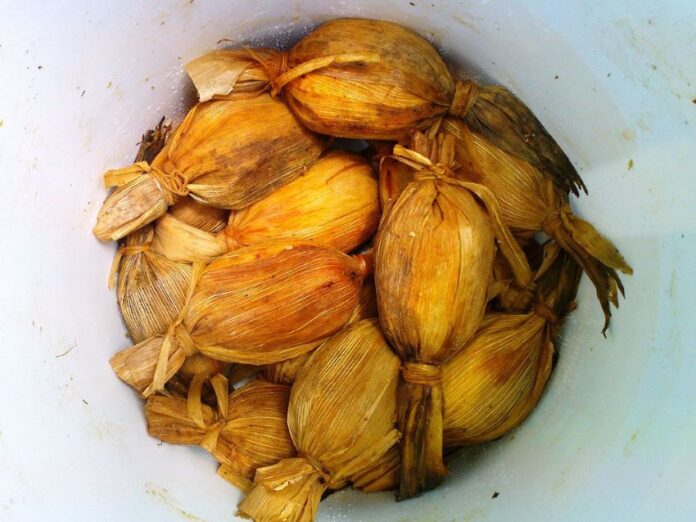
[
  {"left": 443, "top": 251, "right": 582, "bottom": 446},
  {"left": 238, "top": 319, "right": 400, "bottom": 522},
  {"left": 146, "top": 378, "right": 296, "bottom": 491},
  {"left": 93, "top": 94, "right": 326, "bottom": 241},
  {"left": 374, "top": 134, "right": 531, "bottom": 499},
  {"left": 259, "top": 277, "right": 378, "bottom": 384},
  {"left": 112, "top": 218, "right": 192, "bottom": 345},
  {"left": 443, "top": 119, "right": 632, "bottom": 332},
  {"left": 151, "top": 151, "right": 380, "bottom": 264},
  {"left": 110, "top": 242, "right": 371, "bottom": 396}
]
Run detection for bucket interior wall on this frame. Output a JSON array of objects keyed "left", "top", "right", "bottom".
[{"left": 0, "top": 1, "right": 694, "bottom": 520}]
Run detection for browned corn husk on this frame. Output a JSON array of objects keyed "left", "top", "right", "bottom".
[
  {"left": 146, "top": 378, "right": 295, "bottom": 490},
  {"left": 238, "top": 319, "right": 400, "bottom": 522},
  {"left": 111, "top": 242, "right": 370, "bottom": 396},
  {"left": 260, "top": 277, "right": 378, "bottom": 385},
  {"left": 350, "top": 447, "right": 401, "bottom": 493},
  {"left": 93, "top": 94, "right": 326, "bottom": 241},
  {"left": 443, "top": 252, "right": 582, "bottom": 447},
  {"left": 152, "top": 151, "right": 380, "bottom": 264},
  {"left": 375, "top": 134, "right": 531, "bottom": 499},
  {"left": 168, "top": 197, "right": 229, "bottom": 233},
  {"left": 442, "top": 119, "right": 632, "bottom": 332}
]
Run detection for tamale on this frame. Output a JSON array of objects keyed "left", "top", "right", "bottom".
[
  {"left": 186, "top": 19, "right": 582, "bottom": 195},
  {"left": 375, "top": 133, "right": 532, "bottom": 499},
  {"left": 260, "top": 277, "right": 378, "bottom": 384},
  {"left": 443, "top": 251, "right": 582, "bottom": 446},
  {"left": 146, "top": 378, "right": 295, "bottom": 491},
  {"left": 151, "top": 151, "right": 380, "bottom": 263},
  {"left": 442, "top": 119, "right": 632, "bottom": 332},
  {"left": 111, "top": 242, "right": 370, "bottom": 396},
  {"left": 238, "top": 319, "right": 400, "bottom": 522},
  {"left": 93, "top": 94, "right": 326, "bottom": 241}
]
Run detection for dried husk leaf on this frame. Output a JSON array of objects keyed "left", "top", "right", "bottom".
[
  {"left": 186, "top": 242, "right": 370, "bottom": 364},
  {"left": 94, "top": 94, "right": 326, "bottom": 241},
  {"left": 168, "top": 197, "right": 229, "bottom": 233},
  {"left": 185, "top": 48, "right": 278, "bottom": 102},
  {"left": 260, "top": 277, "right": 377, "bottom": 385},
  {"left": 443, "top": 119, "right": 632, "bottom": 332},
  {"left": 375, "top": 134, "right": 532, "bottom": 499},
  {"left": 146, "top": 380, "right": 295, "bottom": 488},
  {"left": 150, "top": 151, "right": 380, "bottom": 264},
  {"left": 238, "top": 319, "right": 401, "bottom": 522}
]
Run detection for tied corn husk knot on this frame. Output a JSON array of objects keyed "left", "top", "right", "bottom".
[
  {"left": 238, "top": 319, "right": 400, "bottom": 522},
  {"left": 94, "top": 95, "right": 326, "bottom": 241},
  {"left": 448, "top": 80, "right": 479, "bottom": 118},
  {"left": 401, "top": 363, "right": 441, "bottom": 386}
]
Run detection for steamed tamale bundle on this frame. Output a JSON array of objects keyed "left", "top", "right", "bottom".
[
  {"left": 443, "top": 251, "right": 582, "bottom": 446},
  {"left": 93, "top": 94, "right": 326, "bottom": 241},
  {"left": 146, "top": 378, "right": 296, "bottom": 491},
  {"left": 238, "top": 319, "right": 401, "bottom": 521},
  {"left": 111, "top": 242, "right": 371, "bottom": 396},
  {"left": 441, "top": 119, "right": 632, "bottom": 331},
  {"left": 151, "top": 151, "right": 380, "bottom": 263},
  {"left": 375, "top": 133, "right": 531, "bottom": 499}
]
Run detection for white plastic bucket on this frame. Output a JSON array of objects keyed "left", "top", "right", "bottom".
[{"left": 1, "top": 1, "right": 694, "bottom": 520}]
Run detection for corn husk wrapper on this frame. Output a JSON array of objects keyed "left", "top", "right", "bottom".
[
  {"left": 151, "top": 151, "right": 380, "bottom": 264},
  {"left": 163, "top": 353, "right": 228, "bottom": 402},
  {"left": 238, "top": 319, "right": 400, "bottom": 522},
  {"left": 146, "top": 378, "right": 295, "bottom": 491},
  {"left": 260, "top": 277, "right": 378, "bottom": 384},
  {"left": 94, "top": 94, "right": 326, "bottom": 241},
  {"left": 442, "top": 119, "right": 632, "bottom": 332},
  {"left": 168, "top": 197, "right": 229, "bottom": 233},
  {"left": 374, "top": 134, "right": 531, "bottom": 499},
  {"left": 443, "top": 252, "right": 582, "bottom": 446},
  {"left": 111, "top": 242, "right": 370, "bottom": 396}
]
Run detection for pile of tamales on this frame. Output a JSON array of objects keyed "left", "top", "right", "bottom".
[{"left": 94, "top": 18, "right": 632, "bottom": 521}]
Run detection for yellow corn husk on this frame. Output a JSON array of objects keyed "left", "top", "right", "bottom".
[
  {"left": 110, "top": 242, "right": 370, "bottom": 396},
  {"left": 238, "top": 319, "right": 400, "bottom": 522},
  {"left": 146, "top": 378, "right": 295, "bottom": 490},
  {"left": 442, "top": 119, "right": 632, "bottom": 332},
  {"left": 259, "top": 277, "right": 378, "bottom": 385},
  {"left": 93, "top": 94, "right": 326, "bottom": 241},
  {"left": 168, "top": 197, "right": 229, "bottom": 233},
  {"left": 151, "top": 151, "right": 380, "bottom": 264},
  {"left": 185, "top": 48, "right": 279, "bottom": 102},
  {"left": 374, "top": 134, "right": 531, "bottom": 499},
  {"left": 443, "top": 252, "right": 582, "bottom": 446},
  {"left": 111, "top": 226, "right": 192, "bottom": 344},
  {"left": 378, "top": 151, "right": 414, "bottom": 219}
]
